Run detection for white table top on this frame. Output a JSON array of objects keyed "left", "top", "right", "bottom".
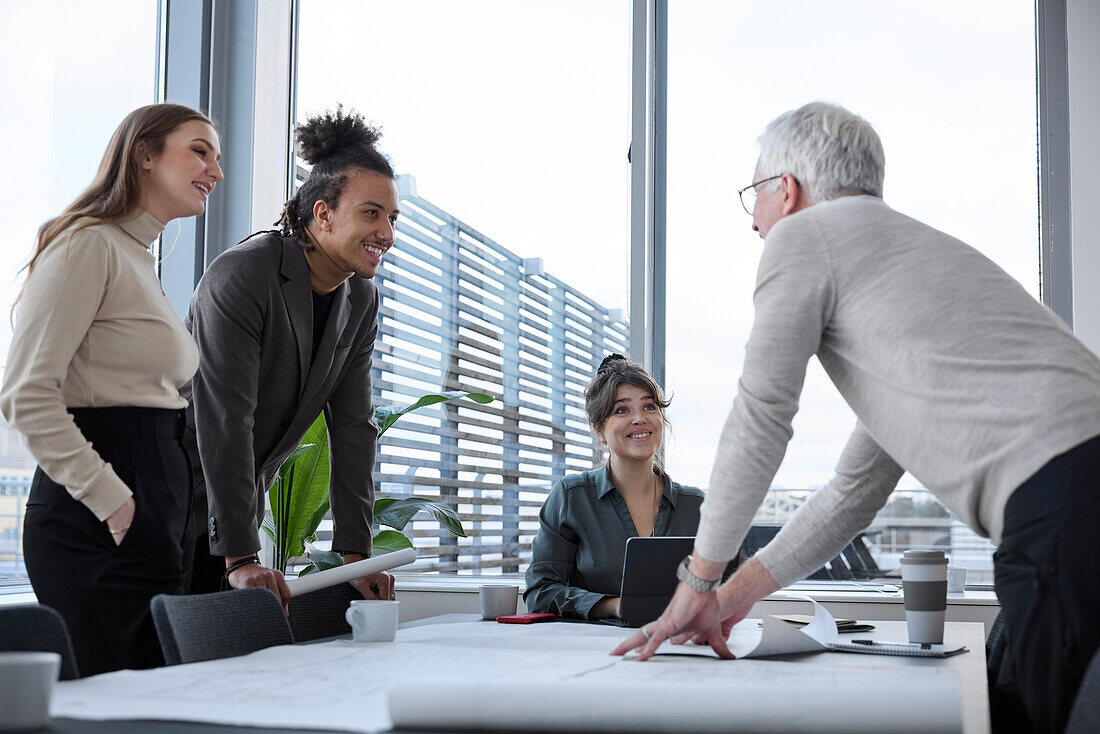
[{"left": 52, "top": 614, "right": 989, "bottom": 734}]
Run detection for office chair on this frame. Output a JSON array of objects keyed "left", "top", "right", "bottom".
[
  {"left": 150, "top": 588, "right": 293, "bottom": 665},
  {"left": 1065, "top": 645, "right": 1100, "bottom": 734},
  {"left": 741, "top": 525, "right": 884, "bottom": 580},
  {"left": 287, "top": 582, "right": 360, "bottom": 643},
  {"left": 985, "top": 609, "right": 1007, "bottom": 685},
  {"left": 0, "top": 603, "right": 80, "bottom": 680}
]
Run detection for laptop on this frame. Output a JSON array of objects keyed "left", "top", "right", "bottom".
[{"left": 607, "top": 536, "right": 740, "bottom": 628}]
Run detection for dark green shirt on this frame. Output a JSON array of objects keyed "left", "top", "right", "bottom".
[{"left": 524, "top": 466, "right": 705, "bottom": 620}]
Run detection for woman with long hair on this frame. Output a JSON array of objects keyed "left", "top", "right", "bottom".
[
  {"left": 524, "top": 354, "right": 705, "bottom": 620},
  {"left": 1, "top": 103, "right": 223, "bottom": 675}
]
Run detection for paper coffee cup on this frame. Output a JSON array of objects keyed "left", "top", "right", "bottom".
[
  {"left": 901, "top": 550, "right": 948, "bottom": 644},
  {"left": 479, "top": 584, "right": 519, "bottom": 620},
  {"left": 0, "top": 651, "right": 61, "bottom": 731},
  {"left": 345, "top": 600, "right": 400, "bottom": 642}
]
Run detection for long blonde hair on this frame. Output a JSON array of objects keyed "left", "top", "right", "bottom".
[{"left": 17, "top": 103, "right": 212, "bottom": 304}]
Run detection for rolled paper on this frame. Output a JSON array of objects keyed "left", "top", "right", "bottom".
[{"left": 285, "top": 547, "right": 417, "bottom": 596}]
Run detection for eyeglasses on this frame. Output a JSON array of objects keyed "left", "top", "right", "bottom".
[{"left": 737, "top": 174, "right": 785, "bottom": 215}]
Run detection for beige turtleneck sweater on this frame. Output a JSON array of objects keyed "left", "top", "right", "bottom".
[{"left": 0, "top": 212, "right": 199, "bottom": 520}]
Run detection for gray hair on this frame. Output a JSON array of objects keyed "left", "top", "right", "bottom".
[{"left": 756, "top": 101, "right": 885, "bottom": 203}]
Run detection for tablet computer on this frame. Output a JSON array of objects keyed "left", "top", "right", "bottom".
[{"left": 614, "top": 536, "right": 739, "bottom": 628}]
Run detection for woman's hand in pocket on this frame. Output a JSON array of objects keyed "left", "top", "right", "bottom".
[{"left": 105, "top": 497, "right": 136, "bottom": 546}]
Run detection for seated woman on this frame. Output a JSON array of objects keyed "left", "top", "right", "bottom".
[{"left": 524, "top": 354, "right": 703, "bottom": 620}]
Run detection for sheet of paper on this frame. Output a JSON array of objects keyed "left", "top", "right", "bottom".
[
  {"left": 645, "top": 595, "right": 838, "bottom": 659},
  {"left": 52, "top": 616, "right": 962, "bottom": 734},
  {"left": 284, "top": 547, "right": 416, "bottom": 596}
]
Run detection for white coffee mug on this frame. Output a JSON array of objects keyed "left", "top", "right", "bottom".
[
  {"left": 946, "top": 566, "right": 967, "bottom": 593},
  {"left": 0, "top": 651, "right": 61, "bottom": 731},
  {"left": 345, "top": 599, "right": 400, "bottom": 642},
  {"left": 479, "top": 584, "right": 519, "bottom": 620}
]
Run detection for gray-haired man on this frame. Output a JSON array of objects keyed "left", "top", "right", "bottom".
[{"left": 614, "top": 101, "right": 1100, "bottom": 734}]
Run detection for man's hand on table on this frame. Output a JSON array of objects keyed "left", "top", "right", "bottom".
[
  {"left": 610, "top": 555, "right": 779, "bottom": 661},
  {"left": 343, "top": 553, "right": 396, "bottom": 600},
  {"left": 225, "top": 556, "right": 293, "bottom": 614}
]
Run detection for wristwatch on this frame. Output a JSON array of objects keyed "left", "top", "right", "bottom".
[{"left": 676, "top": 555, "right": 721, "bottom": 593}]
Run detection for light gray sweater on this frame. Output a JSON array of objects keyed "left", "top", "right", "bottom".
[{"left": 695, "top": 196, "right": 1100, "bottom": 586}]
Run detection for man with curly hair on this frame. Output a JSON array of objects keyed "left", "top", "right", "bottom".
[{"left": 181, "top": 107, "right": 399, "bottom": 606}]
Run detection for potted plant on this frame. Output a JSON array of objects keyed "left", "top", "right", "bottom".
[{"left": 262, "top": 390, "right": 494, "bottom": 575}]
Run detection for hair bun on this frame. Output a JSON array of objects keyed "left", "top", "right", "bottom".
[
  {"left": 296, "top": 105, "right": 382, "bottom": 166},
  {"left": 597, "top": 353, "right": 629, "bottom": 375}
]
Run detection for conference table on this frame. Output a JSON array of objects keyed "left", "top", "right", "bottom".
[{"left": 47, "top": 613, "right": 989, "bottom": 734}]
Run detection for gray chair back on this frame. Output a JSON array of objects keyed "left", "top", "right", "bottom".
[
  {"left": 1065, "top": 646, "right": 1100, "bottom": 734},
  {"left": 985, "top": 608, "right": 1007, "bottom": 683},
  {"left": 0, "top": 603, "right": 80, "bottom": 680},
  {"left": 287, "top": 582, "right": 360, "bottom": 642},
  {"left": 150, "top": 588, "right": 293, "bottom": 665}
]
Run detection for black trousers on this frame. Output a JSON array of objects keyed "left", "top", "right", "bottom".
[
  {"left": 181, "top": 523, "right": 228, "bottom": 595},
  {"left": 992, "top": 433, "right": 1100, "bottom": 734},
  {"left": 22, "top": 407, "right": 192, "bottom": 677}
]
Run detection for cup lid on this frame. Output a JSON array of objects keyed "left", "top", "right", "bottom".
[
  {"left": 0, "top": 651, "right": 61, "bottom": 667},
  {"left": 900, "top": 549, "right": 947, "bottom": 565}
]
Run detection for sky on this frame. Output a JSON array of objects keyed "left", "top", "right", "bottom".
[
  {"left": 2, "top": 0, "right": 1039, "bottom": 498},
  {"left": 0, "top": 0, "right": 159, "bottom": 364}
]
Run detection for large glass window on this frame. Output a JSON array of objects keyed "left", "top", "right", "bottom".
[
  {"left": 664, "top": 1, "right": 1039, "bottom": 585},
  {"left": 296, "top": 0, "right": 631, "bottom": 575},
  {"left": 0, "top": 0, "right": 159, "bottom": 586}
]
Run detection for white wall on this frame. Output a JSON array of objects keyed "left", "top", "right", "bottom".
[{"left": 1069, "top": 0, "right": 1100, "bottom": 353}]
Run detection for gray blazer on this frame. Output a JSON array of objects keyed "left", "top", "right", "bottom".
[{"left": 181, "top": 232, "right": 378, "bottom": 557}]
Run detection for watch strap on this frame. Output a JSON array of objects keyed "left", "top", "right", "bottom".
[{"left": 676, "top": 555, "right": 721, "bottom": 593}]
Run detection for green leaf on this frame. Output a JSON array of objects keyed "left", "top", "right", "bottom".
[
  {"left": 267, "top": 414, "right": 330, "bottom": 568},
  {"left": 304, "top": 546, "right": 344, "bottom": 573},
  {"left": 375, "top": 496, "right": 466, "bottom": 537},
  {"left": 375, "top": 391, "right": 493, "bottom": 437},
  {"left": 278, "top": 443, "right": 316, "bottom": 484},
  {"left": 371, "top": 529, "right": 415, "bottom": 555},
  {"left": 305, "top": 497, "right": 331, "bottom": 540}
]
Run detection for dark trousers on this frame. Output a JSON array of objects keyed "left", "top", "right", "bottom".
[
  {"left": 181, "top": 523, "right": 227, "bottom": 595},
  {"left": 22, "top": 408, "right": 192, "bottom": 676},
  {"left": 992, "top": 433, "right": 1100, "bottom": 734}
]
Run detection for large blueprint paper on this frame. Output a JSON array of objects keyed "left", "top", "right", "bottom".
[
  {"left": 392, "top": 602, "right": 963, "bottom": 733},
  {"left": 53, "top": 616, "right": 963, "bottom": 733}
]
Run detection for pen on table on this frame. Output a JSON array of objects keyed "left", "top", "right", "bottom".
[{"left": 851, "top": 639, "right": 933, "bottom": 649}]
